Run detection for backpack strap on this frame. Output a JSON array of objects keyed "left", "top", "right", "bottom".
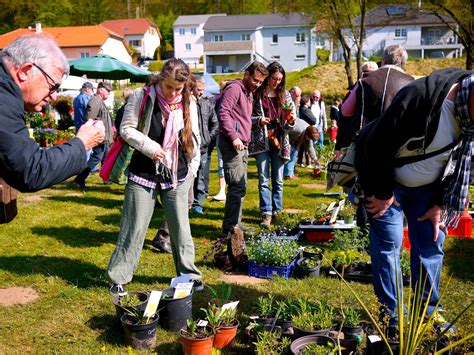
[{"left": 393, "top": 138, "right": 462, "bottom": 167}]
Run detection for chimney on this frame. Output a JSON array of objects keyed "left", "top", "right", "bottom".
[{"left": 35, "top": 21, "right": 42, "bottom": 33}]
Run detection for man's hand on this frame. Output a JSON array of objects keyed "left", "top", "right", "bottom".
[
  {"left": 366, "top": 195, "right": 399, "bottom": 219},
  {"left": 260, "top": 117, "right": 270, "bottom": 126},
  {"left": 232, "top": 138, "right": 245, "bottom": 151},
  {"left": 417, "top": 205, "right": 445, "bottom": 241},
  {"left": 152, "top": 147, "right": 166, "bottom": 162},
  {"left": 76, "top": 119, "right": 105, "bottom": 151}
]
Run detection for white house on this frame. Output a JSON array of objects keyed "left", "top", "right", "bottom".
[
  {"left": 202, "top": 13, "right": 317, "bottom": 74},
  {"left": 101, "top": 18, "right": 161, "bottom": 59},
  {"left": 173, "top": 14, "right": 226, "bottom": 66},
  {"left": 335, "top": 4, "right": 463, "bottom": 60}
]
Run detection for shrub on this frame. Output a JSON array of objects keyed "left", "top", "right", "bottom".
[
  {"left": 148, "top": 60, "right": 165, "bottom": 72},
  {"left": 317, "top": 48, "right": 331, "bottom": 63}
]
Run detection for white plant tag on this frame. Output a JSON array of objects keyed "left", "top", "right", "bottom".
[
  {"left": 249, "top": 316, "right": 259, "bottom": 320},
  {"left": 329, "top": 206, "right": 340, "bottom": 224},
  {"left": 143, "top": 290, "right": 162, "bottom": 318},
  {"left": 197, "top": 320, "right": 208, "bottom": 327},
  {"left": 173, "top": 282, "right": 194, "bottom": 299},
  {"left": 368, "top": 335, "right": 382, "bottom": 342},
  {"left": 170, "top": 274, "right": 191, "bottom": 288},
  {"left": 221, "top": 301, "right": 239, "bottom": 312},
  {"left": 326, "top": 201, "right": 336, "bottom": 212}
]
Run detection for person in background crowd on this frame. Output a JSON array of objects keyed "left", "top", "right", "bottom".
[
  {"left": 297, "top": 95, "right": 318, "bottom": 168},
  {"left": 361, "top": 61, "right": 379, "bottom": 75},
  {"left": 107, "top": 58, "right": 203, "bottom": 296},
  {"left": 190, "top": 75, "right": 218, "bottom": 215},
  {"left": 73, "top": 82, "right": 94, "bottom": 132},
  {"left": 114, "top": 87, "right": 133, "bottom": 133},
  {"left": 249, "top": 61, "right": 295, "bottom": 228},
  {"left": 310, "top": 89, "right": 327, "bottom": 150},
  {"left": 218, "top": 61, "right": 268, "bottom": 236},
  {"left": 73, "top": 82, "right": 114, "bottom": 190},
  {"left": 0, "top": 34, "right": 104, "bottom": 195},
  {"left": 356, "top": 69, "right": 473, "bottom": 328},
  {"left": 290, "top": 86, "right": 302, "bottom": 116},
  {"left": 330, "top": 99, "right": 341, "bottom": 123}
]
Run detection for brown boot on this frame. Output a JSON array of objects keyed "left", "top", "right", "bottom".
[{"left": 260, "top": 214, "right": 272, "bottom": 229}]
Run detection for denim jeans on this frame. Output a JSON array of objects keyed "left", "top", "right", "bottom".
[
  {"left": 107, "top": 176, "right": 201, "bottom": 284},
  {"left": 76, "top": 143, "right": 109, "bottom": 183},
  {"left": 254, "top": 146, "right": 284, "bottom": 215},
  {"left": 284, "top": 145, "right": 298, "bottom": 177},
  {"left": 368, "top": 183, "right": 445, "bottom": 314},
  {"left": 192, "top": 151, "right": 210, "bottom": 208},
  {"left": 219, "top": 136, "right": 248, "bottom": 234}
]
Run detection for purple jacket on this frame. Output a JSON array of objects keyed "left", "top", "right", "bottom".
[{"left": 217, "top": 79, "right": 253, "bottom": 145}]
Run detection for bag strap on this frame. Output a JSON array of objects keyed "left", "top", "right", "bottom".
[
  {"left": 393, "top": 138, "right": 462, "bottom": 167},
  {"left": 137, "top": 86, "right": 151, "bottom": 128}
]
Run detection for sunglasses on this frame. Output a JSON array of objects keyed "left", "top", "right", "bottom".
[{"left": 33, "top": 63, "right": 61, "bottom": 94}]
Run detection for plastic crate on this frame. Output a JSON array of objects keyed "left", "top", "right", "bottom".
[{"left": 248, "top": 254, "right": 300, "bottom": 279}]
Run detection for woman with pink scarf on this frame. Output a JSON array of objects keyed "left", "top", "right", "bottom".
[{"left": 107, "top": 59, "right": 203, "bottom": 295}]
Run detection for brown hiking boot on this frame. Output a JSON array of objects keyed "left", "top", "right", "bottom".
[{"left": 260, "top": 214, "right": 272, "bottom": 229}]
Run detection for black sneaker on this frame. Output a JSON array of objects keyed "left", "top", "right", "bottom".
[
  {"left": 192, "top": 280, "right": 204, "bottom": 292},
  {"left": 72, "top": 178, "right": 88, "bottom": 191},
  {"left": 109, "top": 284, "right": 127, "bottom": 296}
]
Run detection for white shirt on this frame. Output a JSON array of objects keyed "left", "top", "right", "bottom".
[{"left": 395, "top": 99, "right": 461, "bottom": 187}]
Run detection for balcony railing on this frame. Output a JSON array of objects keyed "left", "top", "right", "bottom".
[
  {"left": 420, "top": 37, "right": 457, "bottom": 46},
  {"left": 203, "top": 40, "right": 254, "bottom": 53}
]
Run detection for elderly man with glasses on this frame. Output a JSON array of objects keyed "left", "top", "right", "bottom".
[{"left": 0, "top": 34, "right": 104, "bottom": 222}]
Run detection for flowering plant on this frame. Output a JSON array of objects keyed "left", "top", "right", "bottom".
[
  {"left": 34, "top": 128, "right": 58, "bottom": 146},
  {"left": 25, "top": 112, "right": 57, "bottom": 129},
  {"left": 247, "top": 236, "right": 299, "bottom": 266}
]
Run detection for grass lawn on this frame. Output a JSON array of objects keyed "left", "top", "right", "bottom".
[{"left": 0, "top": 152, "right": 472, "bottom": 352}]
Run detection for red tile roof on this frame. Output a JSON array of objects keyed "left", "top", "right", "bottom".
[
  {"left": 0, "top": 25, "right": 125, "bottom": 49},
  {"left": 101, "top": 18, "right": 161, "bottom": 38}
]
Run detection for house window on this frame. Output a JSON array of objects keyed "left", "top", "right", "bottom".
[
  {"left": 214, "top": 34, "right": 223, "bottom": 42},
  {"left": 395, "top": 28, "right": 407, "bottom": 38},
  {"left": 295, "top": 54, "right": 306, "bottom": 60},
  {"left": 315, "top": 35, "right": 325, "bottom": 47},
  {"left": 272, "top": 34, "right": 278, "bottom": 44},
  {"left": 179, "top": 28, "right": 185, "bottom": 35},
  {"left": 271, "top": 55, "right": 280, "bottom": 61},
  {"left": 191, "top": 27, "right": 197, "bottom": 35},
  {"left": 80, "top": 52, "right": 90, "bottom": 58},
  {"left": 129, "top": 40, "right": 142, "bottom": 47},
  {"left": 185, "top": 43, "right": 191, "bottom": 51},
  {"left": 241, "top": 34, "right": 250, "bottom": 41},
  {"left": 296, "top": 32, "right": 306, "bottom": 43}
]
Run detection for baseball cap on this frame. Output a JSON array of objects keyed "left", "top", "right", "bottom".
[
  {"left": 82, "top": 82, "right": 94, "bottom": 89},
  {"left": 98, "top": 82, "right": 113, "bottom": 92}
]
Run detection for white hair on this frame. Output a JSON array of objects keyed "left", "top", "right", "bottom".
[{"left": 1, "top": 34, "right": 69, "bottom": 74}]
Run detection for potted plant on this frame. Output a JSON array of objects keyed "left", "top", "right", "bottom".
[
  {"left": 302, "top": 246, "right": 324, "bottom": 259},
  {"left": 159, "top": 287, "right": 193, "bottom": 332},
  {"left": 290, "top": 335, "right": 337, "bottom": 355},
  {"left": 215, "top": 307, "right": 240, "bottom": 349},
  {"left": 332, "top": 227, "right": 369, "bottom": 252},
  {"left": 330, "top": 250, "right": 362, "bottom": 274},
  {"left": 112, "top": 291, "right": 149, "bottom": 319},
  {"left": 276, "top": 299, "right": 296, "bottom": 333},
  {"left": 341, "top": 307, "right": 363, "bottom": 339},
  {"left": 208, "top": 282, "right": 232, "bottom": 307},
  {"left": 296, "top": 256, "right": 322, "bottom": 278},
  {"left": 338, "top": 204, "right": 356, "bottom": 224},
  {"left": 247, "top": 236, "right": 299, "bottom": 279},
  {"left": 179, "top": 319, "right": 214, "bottom": 355},
  {"left": 253, "top": 330, "right": 291, "bottom": 355},
  {"left": 120, "top": 305, "right": 159, "bottom": 350},
  {"left": 292, "top": 300, "right": 335, "bottom": 339},
  {"left": 255, "top": 294, "right": 276, "bottom": 324}
]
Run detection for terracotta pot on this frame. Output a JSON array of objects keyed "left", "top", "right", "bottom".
[
  {"left": 213, "top": 319, "right": 239, "bottom": 349},
  {"left": 179, "top": 329, "right": 214, "bottom": 355}
]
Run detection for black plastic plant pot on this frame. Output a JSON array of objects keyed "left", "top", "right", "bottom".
[
  {"left": 292, "top": 325, "right": 330, "bottom": 340},
  {"left": 342, "top": 324, "right": 363, "bottom": 339},
  {"left": 302, "top": 248, "right": 324, "bottom": 259},
  {"left": 112, "top": 291, "right": 149, "bottom": 319},
  {"left": 296, "top": 257, "right": 322, "bottom": 278},
  {"left": 290, "top": 335, "right": 337, "bottom": 355},
  {"left": 158, "top": 287, "right": 193, "bottom": 332},
  {"left": 277, "top": 319, "right": 293, "bottom": 333},
  {"left": 120, "top": 313, "right": 159, "bottom": 350}
]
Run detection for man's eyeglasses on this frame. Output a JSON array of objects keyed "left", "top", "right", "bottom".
[{"left": 32, "top": 63, "right": 61, "bottom": 94}]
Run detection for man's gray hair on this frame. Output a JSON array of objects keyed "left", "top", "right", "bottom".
[
  {"left": 382, "top": 45, "right": 408, "bottom": 69},
  {"left": 1, "top": 34, "right": 69, "bottom": 74}
]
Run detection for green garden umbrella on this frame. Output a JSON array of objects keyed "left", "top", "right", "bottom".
[{"left": 69, "top": 54, "right": 150, "bottom": 82}]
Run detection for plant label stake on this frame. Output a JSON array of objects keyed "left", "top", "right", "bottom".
[
  {"left": 173, "top": 283, "right": 194, "bottom": 299},
  {"left": 143, "top": 290, "right": 162, "bottom": 318},
  {"left": 197, "top": 320, "right": 208, "bottom": 327},
  {"left": 170, "top": 274, "right": 191, "bottom": 288}
]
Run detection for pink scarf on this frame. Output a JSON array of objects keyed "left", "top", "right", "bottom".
[{"left": 155, "top": 84, "right": 184, "bottom": 188}]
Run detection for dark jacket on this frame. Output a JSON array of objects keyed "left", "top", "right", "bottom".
[
  {"left": 196, "top": 96, "right": 218, "bottom": 153},
  {"left": 86, "top": 95, "right": 114, "bottom": 144},
  {"left": 299, "top": 106, "right": 316, "bottom": 126},
  {"left": 217, "top": 79, "right": 253, "bottom": 145},
  {"left": 0, "top": 58, "right": 87, "bottom": 192},
  {"left": 355, "top": 68, "right": 472, "bottom": 203}
]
